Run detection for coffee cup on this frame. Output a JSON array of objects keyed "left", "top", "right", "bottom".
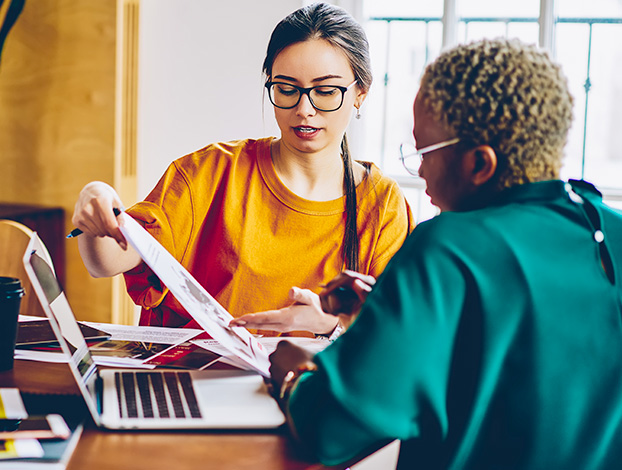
[{"left": 0, "top": 277, "right": 25, "bottom": 371}]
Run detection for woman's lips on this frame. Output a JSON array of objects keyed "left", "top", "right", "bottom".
[{"left": 293, "top": 126, "right": 321, "bottom": 139}]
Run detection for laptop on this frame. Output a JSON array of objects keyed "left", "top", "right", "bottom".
[{"left": 22, "top": 233, "right": 285, "bottom": 430}]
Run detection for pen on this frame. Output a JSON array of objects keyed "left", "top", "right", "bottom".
[{"left": 66, "top": 208, "right": 122, "bottom": 238}]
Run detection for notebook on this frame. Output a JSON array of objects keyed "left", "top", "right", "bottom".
[{"left": 22, "top": 233, "right": 285, "bottom": 430}]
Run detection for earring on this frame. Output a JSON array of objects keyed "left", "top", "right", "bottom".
[{"left": 355, "top": 107, "right": 361, "bottom": 120}]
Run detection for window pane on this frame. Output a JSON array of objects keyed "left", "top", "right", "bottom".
[
  {"left": 457, "top": 0, "right": 540, "bottom": 44},
  {"left": 458, "top": 21, "right": 539, "bottom": 44},
  {"left": 457, "top": 0, "right": 540, "bottom": 18},
  {"left": 555, "top": 4, "right": 622, "bottom": 190},
  {"left": 557, "top": 0, "right": 622, "bottom": 18},
  {"left": 364, "top": 0, "right": 443, "bottom": 18},
  {"left": 363, "top": 18, "right": 443, "bottom": 174}
]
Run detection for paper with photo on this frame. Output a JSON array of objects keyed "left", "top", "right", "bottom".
[
  {"left": 144, "top": 342, "right": 221, "bottom": 370},
  {"left": 118, "top": 213, "right": 271, "bottom": 377},
  {"left": 14, "top": 321, "right": 205, "bottom": 368}
]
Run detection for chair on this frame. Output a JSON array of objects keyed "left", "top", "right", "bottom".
[{"left": 0, "top": 219, "right": 51, "bottom": 316}]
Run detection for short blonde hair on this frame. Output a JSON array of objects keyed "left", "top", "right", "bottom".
[{"left": 419, "top": 38, "right": 574, "bottom": 190}]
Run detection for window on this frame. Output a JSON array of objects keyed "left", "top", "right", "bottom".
[{"left": 359, "top": 0, "right": 622, "bottom": 221}]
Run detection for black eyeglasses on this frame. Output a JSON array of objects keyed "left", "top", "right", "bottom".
[{"left": 265, "top": 80, "right": 357, "bottom": 112}]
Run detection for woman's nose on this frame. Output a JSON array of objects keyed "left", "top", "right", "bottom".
[{"left": 296, "top": 92, "right": 316, "bottom": 117}]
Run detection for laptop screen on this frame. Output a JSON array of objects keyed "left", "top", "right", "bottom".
[{"left": 23, "top": 234, "right": 98, "bottom": 393}]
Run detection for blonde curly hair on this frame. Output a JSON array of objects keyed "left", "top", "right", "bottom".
[{"left": 419, "top": 38, "right": 574, "bottom": 190}]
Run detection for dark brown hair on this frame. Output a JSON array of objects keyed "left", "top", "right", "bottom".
[{"left": 263, "top": 2, "right": 372, "bottom": 271}]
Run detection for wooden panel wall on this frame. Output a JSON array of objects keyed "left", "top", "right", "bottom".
[
  {"left": 0, "top": 0, "right": 119, "bottom": 323},
  {"left": 113, "top": 0, "right": 139, "bottom": 325}
]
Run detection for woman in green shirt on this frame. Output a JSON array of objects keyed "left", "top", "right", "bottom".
[{"left": 269, "top": 38, "right": 622, "bottom": 469}]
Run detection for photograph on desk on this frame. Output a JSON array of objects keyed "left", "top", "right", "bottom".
[
  {"left": 22, "top": 232, "right": 285, "bottom": 430},
  {"left": 18, "top": 340, "right": 221, "bottom": 371},
  {"left": 82, "top": 340, "right": 172, "bottom": 362},
  {"left": 15, "top": 316, "right": 112, "bottom": 365},
  {"left": 15, "top": 317, "right": 221, "bottom": 370},
  {"left": 16, "top": 319, "right": 110, "bottom": 347},
  {"left": 143, "top": 342, "right": 222, "bottom": 370},
  {"left": 18, "top": 339, "right": 174, "bottom": 367}
]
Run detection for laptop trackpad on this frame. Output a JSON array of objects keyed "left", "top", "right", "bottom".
[{"left": 191, "top": 370, "right": 285, "bottom": 428}]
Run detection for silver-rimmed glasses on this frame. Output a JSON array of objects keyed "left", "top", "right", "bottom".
[
  {"left": 265, "top": 80, "right": 357, "bottom": 112},
  {"left": 399, "top": 138, "right": 461, "bottom": 176}
]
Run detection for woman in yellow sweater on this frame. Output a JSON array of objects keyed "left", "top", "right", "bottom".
[{"left": 71, "top": 3, "right": 413, "bottom": 337}]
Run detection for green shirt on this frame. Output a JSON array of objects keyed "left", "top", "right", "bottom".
[{"left": 288, "top": 180, "right": 622, "bottom": 469}]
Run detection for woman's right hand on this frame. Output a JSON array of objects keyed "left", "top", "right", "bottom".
[
  {"left": 72, "top": 181, "right": 127, "bottom": 249},
  {"left": 72, "top": 182, "right": 142, "bottom": 278}
]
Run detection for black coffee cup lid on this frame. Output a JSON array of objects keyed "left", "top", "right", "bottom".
[{"left": 0, "top": 277, "right": 25, "bottom": 296}]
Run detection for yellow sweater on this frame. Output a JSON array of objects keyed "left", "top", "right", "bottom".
[{"left": 124, "top": 138, "right": 413, "bottom": 332}]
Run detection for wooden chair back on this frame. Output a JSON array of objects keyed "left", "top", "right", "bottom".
[{"left": 0, "top": 219, "right": 49, "bottom": 316}]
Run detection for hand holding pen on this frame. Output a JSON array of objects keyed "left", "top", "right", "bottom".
[
  {"left": 70, "top": 181, "right": 128, "bottom": 249},
  {"left": 67, "top": 207, "right": 122, "bottom": 238}
]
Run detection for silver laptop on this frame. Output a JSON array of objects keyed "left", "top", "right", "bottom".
[{"left": 22, "top": 233, "right": 285, "bottom": 430}]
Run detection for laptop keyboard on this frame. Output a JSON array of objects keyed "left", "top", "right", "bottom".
[{"left": 115, "top": 371, "right": 202, "bottom": 419}]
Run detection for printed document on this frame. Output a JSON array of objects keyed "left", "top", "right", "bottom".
[{"left": 118, "top": 213, "right": 271, "bottom": 377}]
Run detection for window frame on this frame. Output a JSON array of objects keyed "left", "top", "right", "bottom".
[{"left": 357, "top": 0, "right": 622, "bottom": 216}]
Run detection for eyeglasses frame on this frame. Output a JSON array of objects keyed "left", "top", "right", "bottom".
[
  {"left": 399, "top": 137, "right": 462, "bottom": 176},
  {"left": 265, "top": 80, "right": 358, "bottom": 112}
]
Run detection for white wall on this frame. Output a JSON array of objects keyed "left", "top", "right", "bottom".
[
  {"left": 136, "top": 0, "right": 303, "bottom": 198},
  {"left": 136, "top": 0, "right": 368, "bottom": 199}
]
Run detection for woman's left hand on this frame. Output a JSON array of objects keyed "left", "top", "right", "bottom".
[{"left": 229, "top": 287, "right": 339, "bottom": 335}]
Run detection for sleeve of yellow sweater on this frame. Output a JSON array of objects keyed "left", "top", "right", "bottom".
[
  {"left": 364, "top": 175, "right": 415, "bottom": 278},
  {"left": 123, "top": 158, "right": 199, "bottom": 310}
]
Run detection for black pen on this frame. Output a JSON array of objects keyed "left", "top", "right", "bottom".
[{"left": 66, "top": 208, "right": 122, "bottom": 238}]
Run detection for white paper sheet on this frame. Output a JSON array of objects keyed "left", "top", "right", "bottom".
[
  {"left": 256, "top": 337, "right": 331, "bottom": 355},
  {"left": 82, "top": 322, "right": 202, "bottom": 344},
  {"left": 192, "top": 336, "right": 330, "bottom": 359},
  {"left": 118, "top": 213, "right": 271, "bottom": 377}
]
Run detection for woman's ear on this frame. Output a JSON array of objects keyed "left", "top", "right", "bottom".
[
  {"left": 463, "top": 145, "right": 497, "bottom": 186},
  {"left": 354, "top": 88, "right": 368, "bottom": 109}
]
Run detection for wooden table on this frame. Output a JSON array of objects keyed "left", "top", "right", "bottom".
[{"left": 0, "top": 360, "right": 344, "bottom": 470}]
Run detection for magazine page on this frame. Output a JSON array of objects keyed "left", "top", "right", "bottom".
[
  {"left": 15, "top": 321, "right": 205, "bottom": 369},
  {"left": 118, "top": 213, "right": 271, "bottom": 377}
]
